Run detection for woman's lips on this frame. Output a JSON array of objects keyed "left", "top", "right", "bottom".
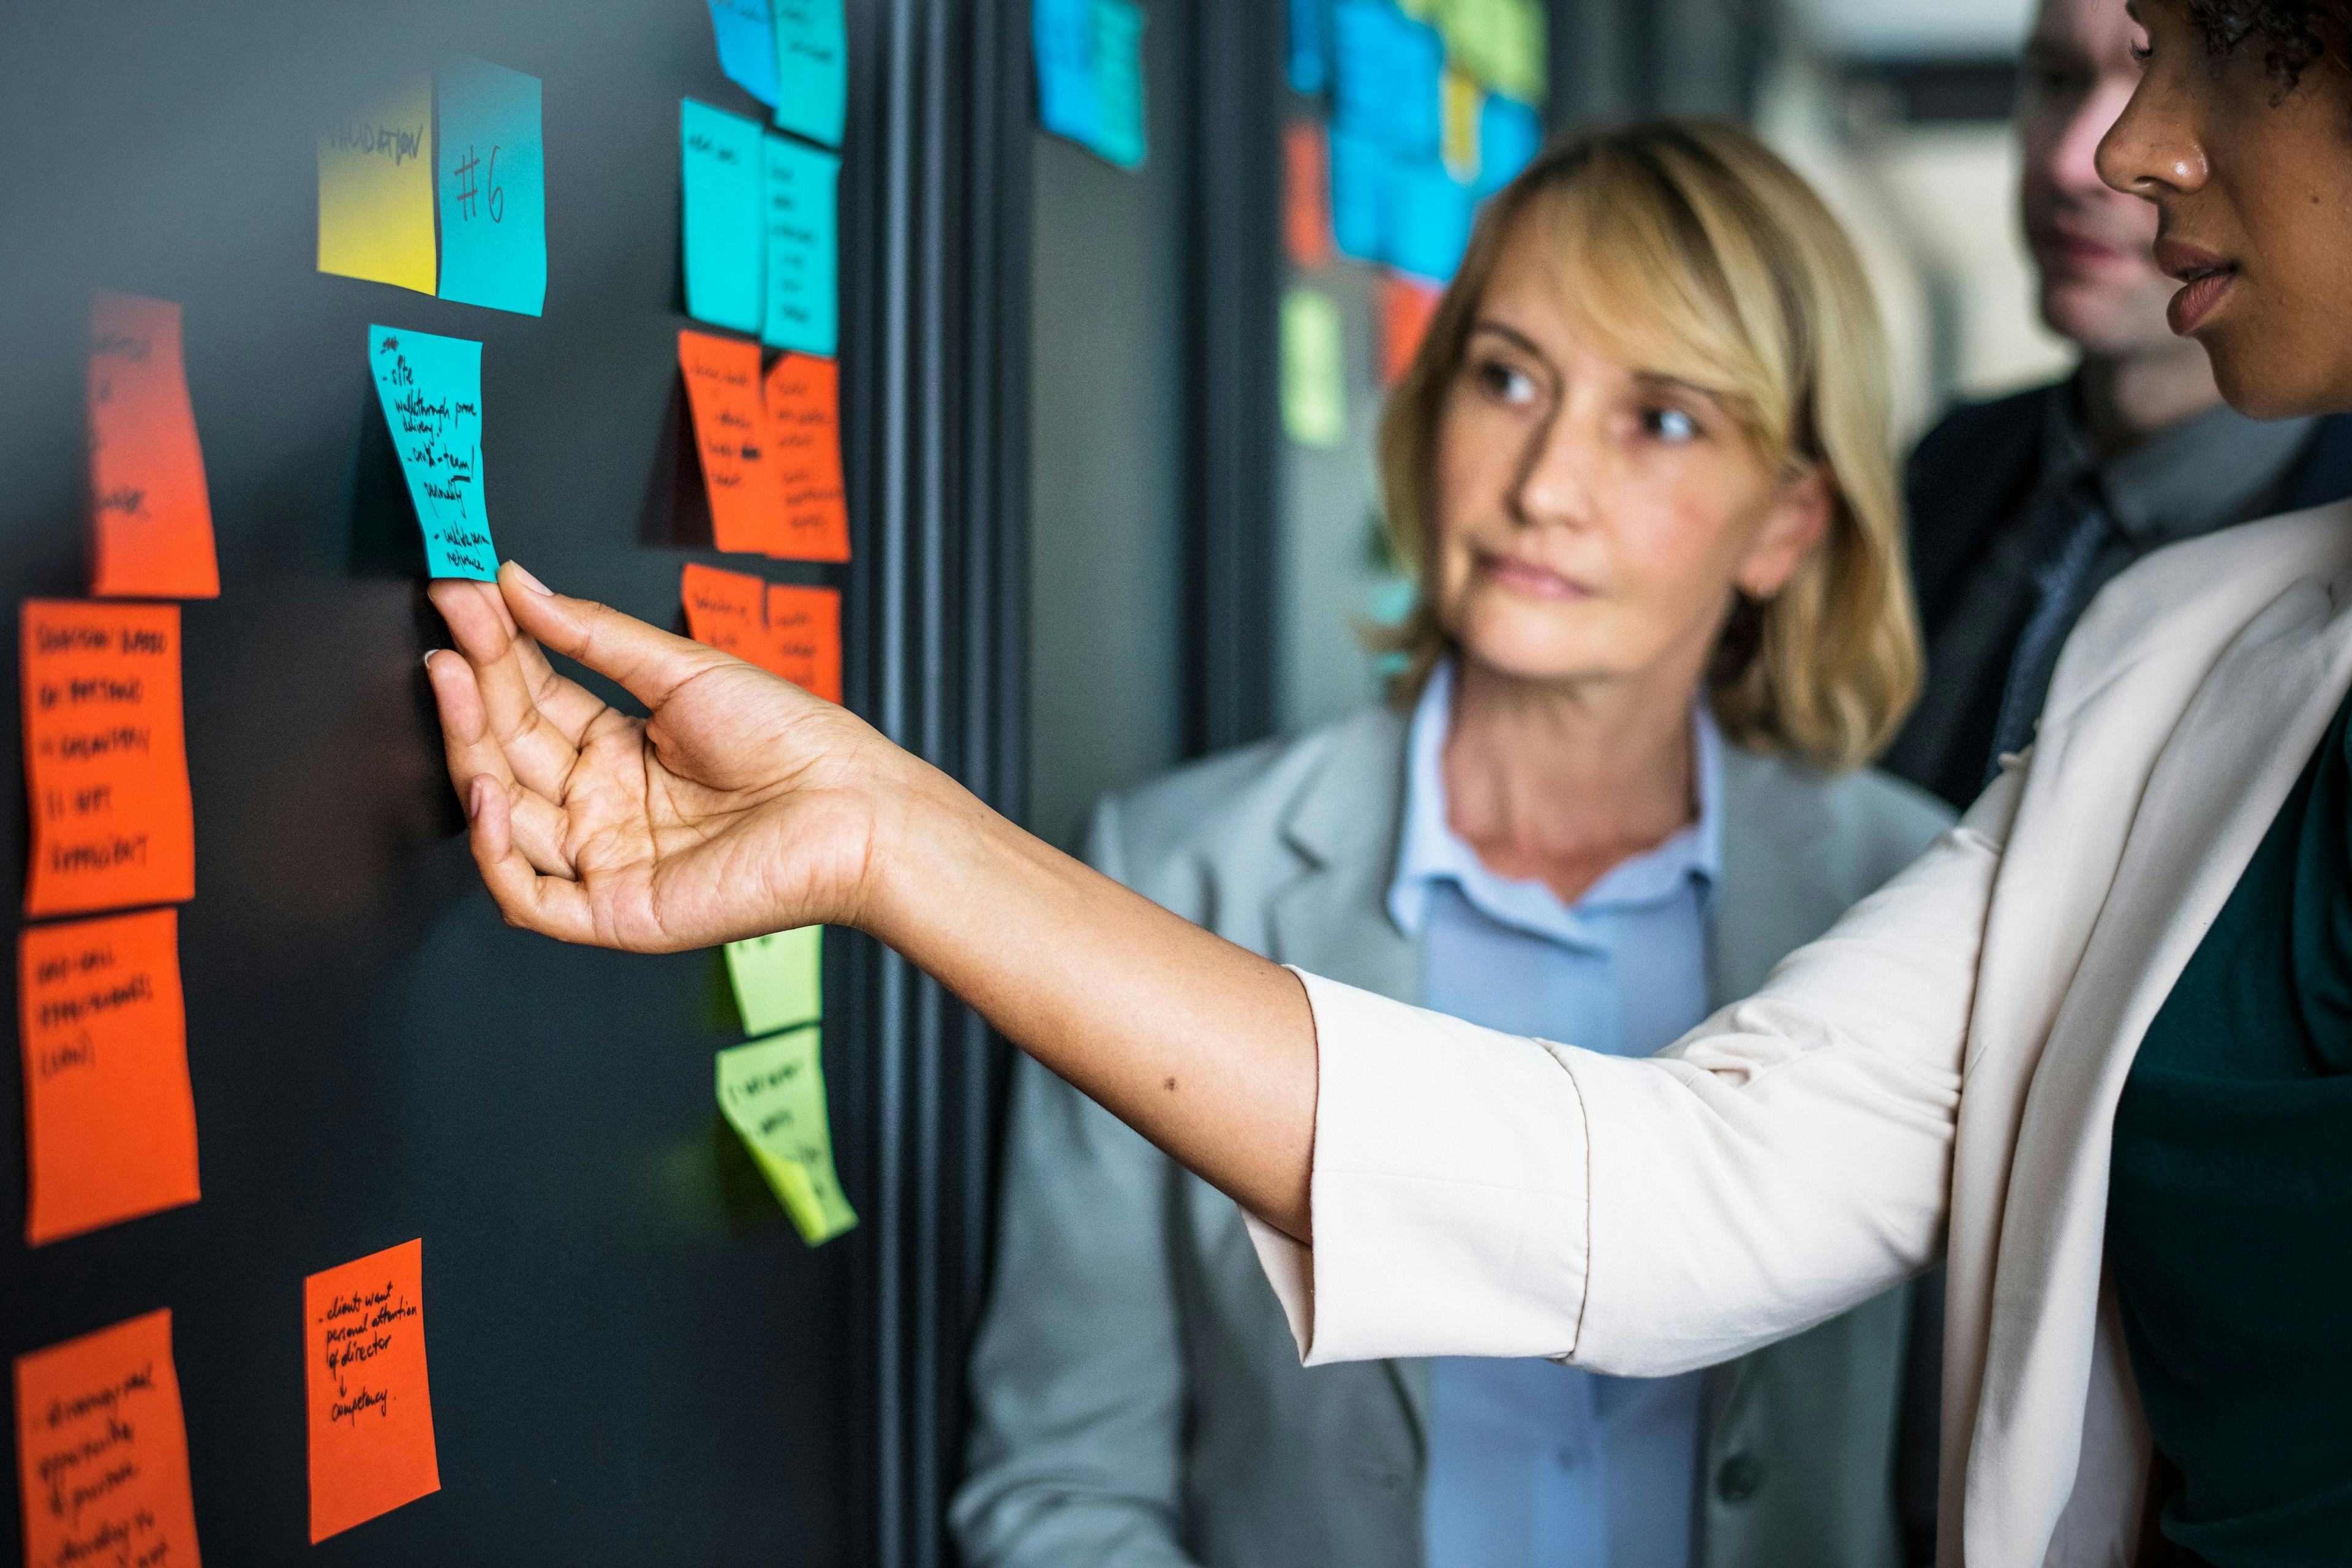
[
  {"left": 2155, "top": 239, "right": 2240, "bottom": 336},
  {"left": 1478, "top": 553, "right": 1589, "bottom": 600}
]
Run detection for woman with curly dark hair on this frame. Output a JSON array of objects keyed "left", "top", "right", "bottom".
[{"left": 417, "top": 4, "right": 2351, "bottom": 1564}]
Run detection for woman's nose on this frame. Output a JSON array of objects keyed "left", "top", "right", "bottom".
[{"left": 2097, "top": 65, "right": 2209, "bottom": 198}]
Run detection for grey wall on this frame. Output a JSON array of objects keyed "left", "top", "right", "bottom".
[{"left": 1024, "top": 11, "right": 1191, "bottom": 847}]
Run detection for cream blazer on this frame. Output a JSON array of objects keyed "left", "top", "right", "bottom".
[{"left": 1246, "top": 502, "right": 2352, "bottom": 1568}]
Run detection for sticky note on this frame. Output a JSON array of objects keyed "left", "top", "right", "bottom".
[
  {"left": 766, "top": 584, "right": 843, "bottom": 704},
  {"left": 681, "top": 99, "right": 767, "bottom": 334},
  {"left": 304, "top": 1238, "right": 440, "bottom": 1542},
  {"left": 725, "top": 927, "right": 822, "bottom": 1036},
  {"left": 1287, "top": 0, "right": 1330, "bottom": 93},
  {"left": 1386, "top": 160, "right": 1476, "bottom": 283},
  {"left": 318, "top": 74, "right": 437, "bottom": 295},
  {"left": 21, "top": 601, "right": 195, "bottom": 919},
  {"left": 1441, "top": 0, "right": 1545, "bottom": 105},
  {"left": 1281, "top": 287, "right": 1346, "bottom": 450},
  {"left": 773, "top": 0, "right": 848, "bottom": 148},
  {"left": 1381, "top": 273, "right": 1444, "bottom": 385},
  {"left": 1335, "top": 0, "right": 1441, "bottom": 162},
  {"left": 678, "top": 330, "right": 780, "bottom": 554},
  {"left": 1330, "top": 129, "right": 1387, "bottom": 263},
  {"left": 1284, "top": 122, "right": 1334, "bottom": 270},
  {"left": 87, "top": 291, "right": 219, "bottom": 600},
  {"left": 707, "top": 0, "right": 780, "bottom": 105},
  {"left": 1477, "top": 93, "right": 1542, "bottom": 196},
  {"left": 14, "top": 1309, "right": 201, "bottom": 1568},
  {"left": 764, "top": 353, "right": 851, "bottom": 562},
  {"left": 368, "top": 325, "right": 494, "bottom": 580},
  {"left": 1034, "top": 0, "right": 1098, "bottom": 150},
  {"left": 19, "top": 910, "right": 198, "bottom": 1246},
  {"left": 761, "top": 134, "right": 840, "bottom": 356},
  {"left": 1441, "top": 68, "right": 1481, "bottom": 182},
  {"left": 434, "top": 58, "right": 547, "bottom": 316},
  {"left": 680, "top": 561, "right": 771, "bottom": 665},
  {"left": 1087, "top": 0, "right": 1148, "bottom": 170},
  {"left": 717, "top": 1027, "right": 857, "bottom": 1245}
]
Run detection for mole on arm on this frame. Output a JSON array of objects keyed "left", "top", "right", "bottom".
[{"left": 1163, "top": 1077, "right": 1177, "bottom": 1092}]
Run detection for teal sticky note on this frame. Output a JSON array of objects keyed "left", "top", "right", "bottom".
[
  {"left": 1087, "top": 0, "right": 1147, "bottom": 170},
  {"left": 368, "top": 325, "right": 496, "bottom": 579},
  {"left": 707, "top": 0, "right": 780, "bottom": 106},
  {"left": 772, "top": 0, "right": 847, "bottom": 148},
  {"left": 680, "top": 99, "right": 766, "bottom": 334},
  {"left": 435, "top": 58, "right": 547, "bottom": 315},
  {"left": 725, "top": 927, "right": 822, "bottom": 1036},
  {"left": 1033, "top": 0, "right": 1098, "bottom": 149},
  {"left": 760, "top": 134, "right": 839, "bottom": 356}
]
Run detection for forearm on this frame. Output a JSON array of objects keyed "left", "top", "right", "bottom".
[{"left": 861, "top": 763, "right": 1317, "bottom": 1240}]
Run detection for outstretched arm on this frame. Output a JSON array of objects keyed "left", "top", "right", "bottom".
[{"left": 424, "top": 565, "right": 1317, "bottom": 1238}]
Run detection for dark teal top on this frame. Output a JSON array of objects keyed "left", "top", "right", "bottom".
[{"left": 2108, "top": 690, "right": 2352, "bottom": 1564}]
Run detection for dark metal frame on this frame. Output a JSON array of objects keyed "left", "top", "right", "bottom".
[{"left": 841, "top": 1, "right": 1030, "bottom": 1563}]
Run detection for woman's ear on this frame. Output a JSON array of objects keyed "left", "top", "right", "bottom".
[{"left": 1738, "top": 464, "right": 1833, "bottom": 600}]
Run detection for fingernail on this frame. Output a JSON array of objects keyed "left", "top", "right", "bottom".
[
  {"left": 504, "top": 561, "right": 554, "bottom": 596},
  {"left": 467, "top": 777, "right": 491, "bottom": 820},
  {"left": 421, "top": 650, "right": 439, "bottom": 672}
]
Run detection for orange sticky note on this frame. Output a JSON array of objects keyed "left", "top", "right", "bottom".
[
  {"left": 20, "top": 909, "right": 198, "bottom": 1246},
  {"left": 14, "top": 1308, "right": 203, "bottom": 1568},
  {"left": 88, "top": 292, "right": 219, "bottom": 600},
  {"left": 21, "top": 601, "right": 195, "bottom": 918},
  {"left": 1284, "top": 122, "right": 1333, "bottom": 270},
  {"left": 679, "top": 328, "right": 782, "bottom": 554},
  {"left": 304, "top": 1238, "right": 440, "bottom": 1542},
  {"left": 763, "top": 353, "right": 851, "bottom": 563},
  {"left": 680, "top": 561, "right": 771, "bottom": 666},
  {"left": 766, "top": 584, "right": 842, "bottom": 704},
  {"left": 1379, "top": 273, "right": 1444, "bottom": 386}
]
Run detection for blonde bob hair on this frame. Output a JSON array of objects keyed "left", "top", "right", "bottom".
[{"left": 1376, "top": 119, "right": 1921, "bottom": 774}]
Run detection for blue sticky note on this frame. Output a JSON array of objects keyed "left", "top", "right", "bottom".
[
  {"left": 1385, "top": 158, "right": 1475, "bottom": 283},
  {"left": 1088, "top": 0, "right": 1147, "bottom": 170},
  {"left": 708, "top": 0, "right": 780, "bottom": 106},
  {"left": 368, "top": 325, "right": 495, "bottom": 580},
  {"left": 681, "top": 99, "right": 767, "bottom": 334},
  {"left": 435, "top": 58, "right": 547, "bottom": 316},
  {"left": 1033, "top": 0, "right": 1098, "bottom": 150},
  {"left": 1335, "top": 0, "right": 1441, "bottom": 162},
  {"left": 773, "top": 0, "right": 847, "bottom": 148},
  {"left": 1477, "top": 94, "right": 1542, "bottom": 196},
  {"left": 1330, "top": 129, "right": 1387, "bottom": 263},
  {"left": 1287, "top": 0, "right": 1330, "bottom": 94},
  {"left": 761, "top": 134, "right": 839, "bottom": 356}
]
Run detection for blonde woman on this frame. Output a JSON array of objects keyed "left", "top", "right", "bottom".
[{"left": 944, "top": 125, "right": 1947, "bottom": 1568}]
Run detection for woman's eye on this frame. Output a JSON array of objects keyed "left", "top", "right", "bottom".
[
  {"left": 2128, "top": 38, "right": 2151, "bottom": 66},
  {"left": 1476, "top": 359, "right": 1538, "bottom": 404},
  {"left": 1642, "top": 407, "right": 1699, "bottom": 443}
]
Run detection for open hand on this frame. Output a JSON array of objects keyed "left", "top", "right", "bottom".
[{"left": 423, "top": 562, "right": 902, "bottom": 952}]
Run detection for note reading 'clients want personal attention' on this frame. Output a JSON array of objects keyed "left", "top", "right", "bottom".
[{"left": 304, "top": 1237, "right": 440, "bottom": 1542}]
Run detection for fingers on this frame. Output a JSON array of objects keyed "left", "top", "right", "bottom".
[
  {"left": 494, "top": 562, "right": 733, "bottom": 713},
  {"left": 465, "top": 775, "right": 598, "bottom": 944},
  {"left": 424, "top": 648, "right": 575, "bottom": 877},
  {"left": 427, "top": 579, "right": 597, "bottom": 797}
]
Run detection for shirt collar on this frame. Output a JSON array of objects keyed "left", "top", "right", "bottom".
[
  {"left": 1385, "top": 660, "right": 1722, "bottom": 947},
  {"left": 2044, "top": 379, "right": 2318, "bottom": 548}
]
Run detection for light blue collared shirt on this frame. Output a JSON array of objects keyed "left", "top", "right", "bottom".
[{"left": 1391, "top": 662, "right": 1721, "bottom": 1568}]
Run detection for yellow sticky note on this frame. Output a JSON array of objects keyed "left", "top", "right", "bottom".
[
  {"left": 717, "top": 1027, "right": 856, "bottom": 1245},
  {"left": 1442, "top": 68, "right": 1482, "bottom": 182},
  {"left": 318, "top": 74, "right": 438, "bottom": 294},
  {"left": 724, "top": 927, "right": 822, "bottom": 1036}
]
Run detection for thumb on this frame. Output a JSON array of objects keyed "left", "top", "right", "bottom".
[{"left": 497, "top": 561, "right": 730, "bottom": 710}]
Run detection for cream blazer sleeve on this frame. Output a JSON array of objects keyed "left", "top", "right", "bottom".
[{"left": 1250, "top": 765, "right": 2022, "bottom": 1381}]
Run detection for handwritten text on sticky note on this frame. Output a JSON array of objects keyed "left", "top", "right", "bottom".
[
  {"left": 88, "top": 292, "right": 219, "bottom": 600},
  {"left": 725, "top": 927, "right": 821, "bottom": 1036},
  {"left": 764, "top": 353, "right": 850, "bottom": 562},
  {"left": 766, "top": 584, "right": 843, "bottom": 704},
  {"left": 369, "top": 325, "right": 494, "bottom": 579},
  {"left": 21, "top": 601, "right": 195, "bottom": 918},
  {"left": 678, "top": 330, "right": 780, "bottom": 554},
  {"left": 681, "top": 99, "right": 767, "bottom": 335},
  {"left": 19, "top": 909, "right": 198, "bottom": 1246},
  {"left": 318, "top": 74, "right": 438, "bottom": 295},
  {"left": 761, "top": 135, "right": 840, "bottom": 356},
  {"left": 13, "top": 1309, "right": 202, "bottom": 1568},
  {"left": 680, "top": 561, "right": 770, "bottom": 665},
  {"left": 718, "top": 1027, "right": 857, "bottom": 1245},
  {"left": 772, "top": 0, "right": 848, "bottom": 147},
  {"left": 707, "top": 0, "right": 780, "bottom": 107},
  {"left": 304, "top": 1238, "right": 441, "bottom": 1542},
  {"left": 435, "top": 58, "right": 547, "bottom": 316}
]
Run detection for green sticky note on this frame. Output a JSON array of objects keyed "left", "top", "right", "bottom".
[
  {"left": 724, "top": 927, "right": 822, "bottom": 1036},
  {"left": 1281, "top": 287, "right": 1346, "bottom": 450},
  {"left": 717, "top": 1027, "right": 857, "bottom": 1245},
  {"left": 368, "top": 324, "right": 496, "bottom": 579},
  {"left": 681, "top": 98, "right": 767, "bottom": 334},
  {"left": 435, "top": 57, "right": 548, "bottom": 315}
]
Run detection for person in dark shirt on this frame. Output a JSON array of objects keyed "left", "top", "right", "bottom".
[{"left": 1884, "top": 0, "right": 2352, "bottom": 814}]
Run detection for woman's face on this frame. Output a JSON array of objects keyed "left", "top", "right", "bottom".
[
  {"left": 2097, "top": 1, "right": 2352, "bottom": 417},
  {"left": 1429, "top": 219, "right": 1829, "bottom": 696}
]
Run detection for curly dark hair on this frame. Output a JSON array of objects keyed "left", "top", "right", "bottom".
[{"left": 2183, "top": 0, "right": 2350, "bottom": 94}]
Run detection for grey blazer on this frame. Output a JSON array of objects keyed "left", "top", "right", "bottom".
[{"left": 952, "top": 706, "right": 1954, "bottom": 1568}]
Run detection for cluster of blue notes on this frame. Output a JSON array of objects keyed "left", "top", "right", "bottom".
[
  {"left": 772, "top": 0, "right": 847, "bottom": 148},
  {"left": 1032, "top": 0, "right": 1148, "bottom": 170},
  {"left": 707, "top": 0, "right": 782, "bottom": 106},
  {"left": 1334, "top": 0, "right": 1441, "bottom": 160},
  {"left": 680, "top": 99, "right": 767, "bottom": 334},
  {"left": 1330, "top": 129, "right": 1387, "bottom": 264},
  {"left": 1476, "top": 93, "right": 1542, "bottom": 197},
  {"left": 435, "top": 58, "right": 547, "bottom": 315},
  {"left": 1385, "top": 159, "right": 1474, "bottom": 282},
  {"left": 761, "top": 135, "right": 840, "bottom": 356},
  {"left": 368, "top": 325, "right": 494, "bottom": 581}
]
